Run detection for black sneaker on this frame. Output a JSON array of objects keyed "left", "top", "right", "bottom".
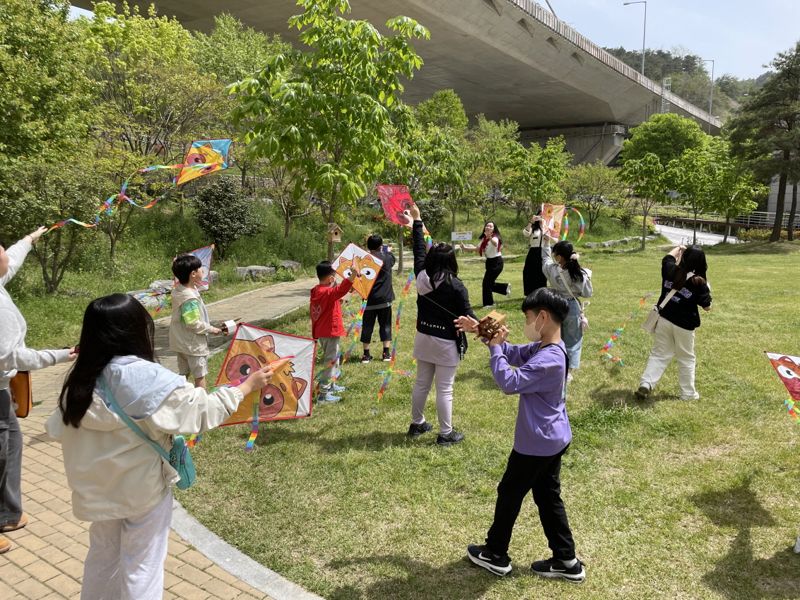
[
  {"left": 634, "top": 384, "right": 651, "bottom": 400},
  {"left": 407, "top": 422, "right": 433, "bottom": 437},
  {"left": 436, "top": 429, "right": 465, "bottom": 446},
  {"left": 361, "top": 354, "right": 372, "bottom": 363},
  {"left": 531, "top": 557, "right": 585, "bottom": 583},
  {"left": 467, "top": 544, "right": 512, "bottom": 576},
  {"left": 382, "top": 349, "right": 392, "bottom": 362}
]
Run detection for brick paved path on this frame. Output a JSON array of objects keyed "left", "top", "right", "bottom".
[{"left": 0, "top": 277, "right": 316, "bottom": 600}]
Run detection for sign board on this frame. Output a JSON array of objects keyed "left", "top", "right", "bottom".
[{"left": 451, "top": 231, "right": 473, "bottom": 241}]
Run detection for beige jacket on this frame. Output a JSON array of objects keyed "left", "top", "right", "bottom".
[
  {"left": 45, "top": 356, "right": 243, "bottom": 522},
  {"left": 168, "top": 284, "right": 214, "bottom": 356}
]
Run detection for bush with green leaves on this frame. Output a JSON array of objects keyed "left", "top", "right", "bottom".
[{"left": 194, "top": 179, "right": 262, "bottom": 258}]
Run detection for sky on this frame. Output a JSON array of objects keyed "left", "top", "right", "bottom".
[
  {"left": 543, "top": 0, "right": 800, "bottom": 78},
  {"left": 69, "top": 1, "right": 799, "bottom": 79}
]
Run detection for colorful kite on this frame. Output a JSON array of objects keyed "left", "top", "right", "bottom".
[
  {"left": 185, "top": 244, "right": 215, "bottom": 292},
  {"left": 46, "top": 139, "right": 232, "bottom": 234},
  {"left": 331, "top": 243, "right": 384, "bottom": 300},
  {"left": 541, "top": 203, "right": 566, "bottom": 239},
  {"left": 561, "top": 207, "right": 586, "bottom": 243},
  {"left": 217, "top": 324, "right": 315, "bottom": 450},
  {"left": 376, "top": 184, "right": 433, "bottom": 247},
  {"left": 766, "top": 352, "right": 800, "bottom": 423},
  {"left": 375, "top": 271, "right": 416, "bottom": 404}
]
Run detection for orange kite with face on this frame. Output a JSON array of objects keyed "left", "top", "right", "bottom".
[
  {"left": 332, "top": 243, "right": 384, "bottom": 299},
  {"left": 218, "top": 329, "right": 313, "bottom": 424}
]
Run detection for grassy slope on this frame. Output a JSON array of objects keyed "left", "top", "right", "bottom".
[{"left": 180, "top": 237, "right": 800, "bottom": 600}]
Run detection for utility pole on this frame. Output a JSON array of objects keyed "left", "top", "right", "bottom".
[
  {"left": 702, "top": 58, "right": 715, "bottom": 133},
  {"left": 623, "top": 1, "right": 647, "bottom": 76}
]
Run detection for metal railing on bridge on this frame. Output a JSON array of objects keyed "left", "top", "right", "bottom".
[{"left": 650, "top": 205, "right": 798, "bottom": 230}]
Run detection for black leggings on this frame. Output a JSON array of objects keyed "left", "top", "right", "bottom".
[
  {"left": 523, "top": 246, "right": 548, "bottom": 297},
  {"left": 482, "top": 256, "right": 509, "bottom": 307},
  {"left": 360, "top": 306, "right": 392, "bottom": 344}
]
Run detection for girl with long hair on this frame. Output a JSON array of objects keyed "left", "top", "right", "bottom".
[
  {"left": 541, "top": 236, "right": 593, "bottom": 381},
  {"left": 408, "top": 204, "right": 477, "bottom": 445},
  {"left": 636, "top": 245, "right": 712, "bottom": 401},
  {"left": 46, "top": 294, "right": 274, "bottom": 599},
  {"left": 522, "top": 209, "right": 547, "bottom": 296},
  {"left": 463, "top": 221, "right": 511, "bottom": 308}
]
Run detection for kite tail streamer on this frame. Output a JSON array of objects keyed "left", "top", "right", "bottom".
[
  {"left": 375, "top": 271, "right": 416, "bottom": 404},
  {"left": 785, "top": 398, "right": 800, "bottom": 423},
  {"left": 561, "top": 207, "right": 586, "bottom": 243},
  {"left": 599, "top": 292, "right": 654, "bottom": 366},
  {"left": 245, "top": 396, "right": 260, "bottom": 451}
]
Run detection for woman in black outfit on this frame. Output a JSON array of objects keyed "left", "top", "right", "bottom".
[{"left": 522, "top": 211, "right": 547, "bottom": 296}]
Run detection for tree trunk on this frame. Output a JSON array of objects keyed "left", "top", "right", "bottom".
[
  {"left": 788, "top": 182, "right": 798, "bottom": 242},
  {"left": 326, "top": 204, "right": 336, "bottom": 262},
  {"left": 240, "top": 164, "right": 247, "bottom": 189},
  {"left": 770, "top": 154, "right": 790, "bottom": 242},
  {"left": 692, "top": 206, "right": 698, "bottom": 245},
  {"left": 723, "top": 215, "right": 731, "bottom": 243},
  {"left": 641, "top": 206, "right": 648, "bottom": 251},
  {"left": 283, "top": 211, "right": 291, "bottom": 238},
  {"left": 451, "top": 206, "right": 457, "bottom": 232}
]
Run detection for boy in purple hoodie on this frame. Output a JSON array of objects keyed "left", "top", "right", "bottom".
[{"left": 456, "top": 287, "right": 585, "bottom": 583}]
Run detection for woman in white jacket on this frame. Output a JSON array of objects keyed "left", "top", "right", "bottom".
[
  {"left": 541, "top": 237, "right": 593, "bottom": 380},
  {"left": 0, "top": 227, "right": 76, "bottom": 555},
  {"left": 46, "top": 293, "right": 274, "bottom": 600}
]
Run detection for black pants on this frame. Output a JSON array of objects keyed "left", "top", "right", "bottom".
[
  {"left": 0, "top": 389, "right": 23, "bottom": 527},
  {"left": 360, "top": 306, "right": 392, "bottom": 344},
  {"left": 523, "top": 247, "right": 547, "bottom": 297},
  {"left": 482, "top": 257, "right": 509, "bottom": 307},
  {"left": 485, "top": 447, "right": 576, "bottom": 560}
]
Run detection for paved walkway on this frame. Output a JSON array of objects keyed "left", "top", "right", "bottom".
[
  {"left": 0, "top": 277, "right": 317, "bottom": 600},
  {"left": 655, "top": 224, "right": 739, "bottom": 246}
]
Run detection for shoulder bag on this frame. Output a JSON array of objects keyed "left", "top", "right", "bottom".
[
  {"left": 10, "top": 371, "right": 32, "bottom": 418},
  {"left": 642, "top": 271, "right": 694, "bottom": 334},
  {"left": 556, "top": 270, "right": 590, "bottom": 332},
  {"left": 99, "top": 377, "right": 195, "bottom": 490}
]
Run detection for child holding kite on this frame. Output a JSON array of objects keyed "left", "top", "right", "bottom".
[
  {"left": 408, "top": 204, "right": 477, "bottom": 446},
  {"left": 45, "top": 293, "right": 275, "bottom": 599},
  {"left": 636, "top": 245, "right": 711, "bottom": 401},
  {"left": 540, "top": 233, "right": 592, "bottom": 381},
  {"left": 456, "top": 288, "right": 584, "bottom": 583},
  {"left": 311, "top": 261, "right": 357, "bottom": 403},
  {"left": 361, "top": 234, "right": 396, "bottom": 363}
]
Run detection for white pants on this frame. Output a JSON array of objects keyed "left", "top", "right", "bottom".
[
  {"left": 81, "top": 491, "right": 173, "bottom": 600},
  {"left": 411, "top": 360, "right": 458, "bottom": 434},
  {"left": 639, "top": 318, "right": 699, "bottom": 400}
]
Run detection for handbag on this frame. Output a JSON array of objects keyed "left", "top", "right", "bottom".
[
  {"left": 642, "top": 272, "right": 694, "bottom": 334},
  {"left": 10, "top": 371, "right": 32, "bottom": 418},
  {"left": 557, "top": 270, "right": 590, "bottom": 332},
  {"left": 99, "top": 377, "right": 196, "bottom": 490}
]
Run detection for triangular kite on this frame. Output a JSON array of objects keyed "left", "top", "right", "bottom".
[
  {"left": 331, "top": 242, "right": 384, "bottom": 300},
  {"left": 766, "top": 352, "right": 800, "bottom": 423}
]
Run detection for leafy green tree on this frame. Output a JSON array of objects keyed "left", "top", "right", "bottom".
[
  {"left": 418, "top": 126, "right": 469, "bottom": 232},
  {"left": 622, "top": 113, "right": 706, "bottom": 167},
  {"left": 0, "top": 0, "right": 92, "bottom": 197},
  {"left": 620, "top": 152, "right": 668, "bottom": 250},
  {"left": 507, "top": 137, "right": 570, "bottom": 220},
  {"left": 561, "top": 161, "right": 626, "bottom": 230},
  {"left": 81, "top": 2, "right": 224, "bottom": 159},
  {"left": 415, "top": 89, "right": 468, "bottom": 134},
  {"left": 728, "top": 42, "right": 800, "bottom": 241},
  {"left": 194, "top": 179, "right": 262, "bottom": 258},
  {"left": 230, "top": 0, "right": 428, "bottom": 260},
  {"left": 465, "top": 115, "right": 520, "bottom": 221}
]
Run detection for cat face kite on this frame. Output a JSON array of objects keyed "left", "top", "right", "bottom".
[
  {"left": 174, "top": 139, "right": 232, "bottom": 186},
  {"left": 331, "top": 243, "right": 383, "bottom": 299},
  {"left": 217, "top": 324, "right": 315, "bottom": 425},
  {"left": 377, "top": 184, "right": 417, "bottom": 227},
  {"left": 766, "top": 353, "right": 800, "bottom": 401}
]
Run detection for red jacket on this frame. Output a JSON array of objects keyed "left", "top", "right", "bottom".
[{"left": 310, "top": 279, "right": 353, "bottom": 338}]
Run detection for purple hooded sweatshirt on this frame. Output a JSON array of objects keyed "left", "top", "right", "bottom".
[{"left": 489, "top": 341, "right": 571, "bottom": 456}]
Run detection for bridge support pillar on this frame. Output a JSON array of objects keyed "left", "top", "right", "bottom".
[{"left": 520, "top": 123, "right": 627, "bottom": 165}]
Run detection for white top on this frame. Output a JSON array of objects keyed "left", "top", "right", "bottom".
[
  {"left": 46, "top": 356, "right": 244, "bottom": 521},
  {"left": 522, "top": 223, "right": 542, "bottom": 248},
  {"left": 482, "top": 236, "right": 502, "bottom": 259}
]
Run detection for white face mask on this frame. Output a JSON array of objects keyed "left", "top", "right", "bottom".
[{"left": 524, "top": 314, "right": 543, "bottom": 342}]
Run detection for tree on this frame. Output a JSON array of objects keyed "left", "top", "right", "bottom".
[
  {"left": 465, "top": 115, "right": 520, "bottom": 221},
  {"left": 561, "top": 161, "right": 626, "bottom": 230},
  {"left": 666, "top": 141, "right": 712, "bottom": 244},
  {"left": 728, "top": 42, "right": 800, "bottom": 241},
  {"left": 415, "top": 89, "right": 468, "bottom": 133},
  {"left": 231, "top": 0, "right": 428, "bottom": 260},
  {"left": 621, "top": 113, "right": 706, "bottom": 167},
  {"left": 0, "top": 0, "right": 92, "bottom": 198},
  {"left": 80, "top": 2, "right": 225, "bottom": 159},
  {"left": 620, "top": 152, "right": 668, "bottom": 250},
  {"left": 507, "top": 137, "right": 571, "bottom": 220},
  {"left": 194, "top": 179, "right": 261, "bottom": 258}
]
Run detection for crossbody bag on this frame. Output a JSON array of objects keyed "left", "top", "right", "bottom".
[
  {"left": 642, "top": 271, "right": 694, "bottom": 335},
  {"left": 556, "top": 270, "right": 590, "bottom": 332},
  {"left": 98, "top": 376, "right": 195, "bottom": 490}
]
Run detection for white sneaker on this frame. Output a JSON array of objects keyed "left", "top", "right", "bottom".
[
  {"left": 566, "top": 372, "right": 574, "bottom": 384},
  {"left": 506, "top": 284, "right": 512, "bottom": 297}
]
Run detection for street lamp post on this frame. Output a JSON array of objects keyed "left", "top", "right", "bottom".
[
  {"left": 623, "top": 1, "right": 647, "bottom": 76},
  {"left": 702, "top": 58, "right": 715, "bottom": 133}
]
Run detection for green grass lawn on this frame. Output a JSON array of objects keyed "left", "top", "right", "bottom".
[{"left": 181, "top": 239, "right": 800, "bottom": 599}]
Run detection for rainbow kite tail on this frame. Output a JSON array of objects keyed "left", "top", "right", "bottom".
[{"left": 245, "top": 397, "right": 260, "bottom": 451}]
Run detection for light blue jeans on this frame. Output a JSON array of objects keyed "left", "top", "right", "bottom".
[{"left": 561, "top": 299, "right": 583, "bottom": 370}]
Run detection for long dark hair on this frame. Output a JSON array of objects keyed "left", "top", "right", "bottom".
[
  {"left": 478, "top": 221, "right": 503, "bottom": 255},
  {"left": 59, "top": 294, "right": 156, "bottom": 427},
  {"left": 672, "top": 245, "right": 708, "bottom": 288},
  {"left": 552, "top": 240, "right": 584, "bottom": 282},
  {"left": 425, "top": 242, "right": 459, "bottom": 285}
]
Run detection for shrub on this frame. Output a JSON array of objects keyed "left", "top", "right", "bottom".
[
  {"left": 194, "top": 179, "right": 262, "bottom": 258},
  {"left": 738, "top": 228, "right": 791, "bottom": 242}
]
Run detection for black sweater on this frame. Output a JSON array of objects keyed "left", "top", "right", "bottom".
[
  {"left": 366, "top": 250, "right": 396, "bottom": 307},
  {"left": 412, "top": 220, "right": 476, "bottom": 340},
  {"left": 657, "top": 255, "right": 712, "bottom": 331}
]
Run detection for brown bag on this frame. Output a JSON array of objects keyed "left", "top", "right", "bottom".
[{"left": 10, "top": 371, "right": 32, "bottom": 418}]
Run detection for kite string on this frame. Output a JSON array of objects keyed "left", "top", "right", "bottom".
[{"left": 599, "top": 292, "right": 654, "bottom": 366}]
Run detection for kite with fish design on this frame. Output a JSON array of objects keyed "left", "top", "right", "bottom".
[{"left": 766, "top": 352, "right": 800, "bottom": 423}]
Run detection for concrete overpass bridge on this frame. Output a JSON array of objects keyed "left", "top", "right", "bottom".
[{"left": 78, "top": 0, "right": 722, "bottom": 164}]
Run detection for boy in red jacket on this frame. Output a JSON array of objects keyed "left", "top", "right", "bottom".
[{"left": 311, "top": 261, "right": 357, "bottom": 403}]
